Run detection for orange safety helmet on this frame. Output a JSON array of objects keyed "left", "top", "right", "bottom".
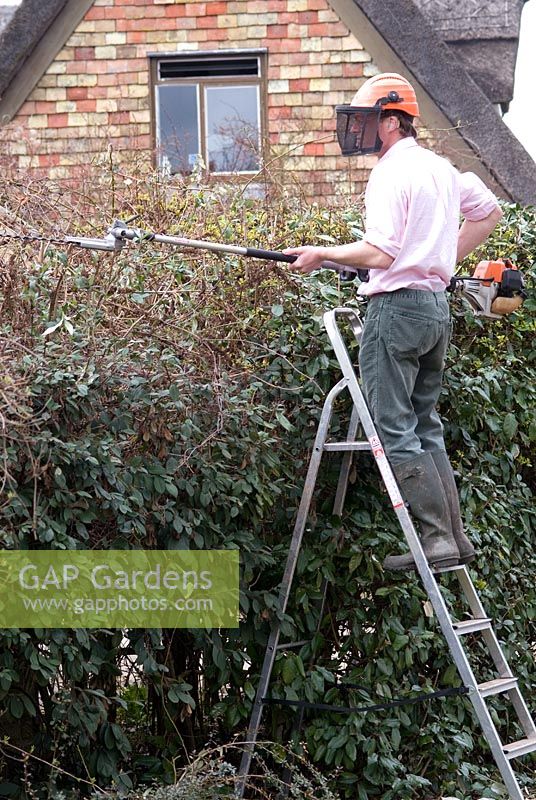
[
  {"left": 350, "top": 73, "right": 420, "bottom": 117},
  {"left": 336, "top": 73, "right": 420, "bottom": 156}
]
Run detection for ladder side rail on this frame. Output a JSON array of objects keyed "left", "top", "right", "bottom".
[
  {"left": 456, "top": 567, "right": 490, "bottom": 618},
  {"left": 481, "top": 627, "right": 517, "bottom": 678},
  {"left": 504, "top": 685, "right": 536, "bottom": 739},
  {"left": 482, "top": 629, "right": 536, "bottom": 738},
  {"left": 332, "top": 404, "right": 362, "bottom": 516},
  {"left": 457, "top": 568, "right": 516, "bottom": 677},
  {"left": 323, "top": 309, "right": 527, "bottom": 800},
  {"left": 236, "top": 379, "right": 348, "bottom": 797}
]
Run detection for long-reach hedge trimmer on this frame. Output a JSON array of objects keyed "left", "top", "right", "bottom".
[{"left": 1, "top": 219, "right": 527, "bottom": 320}]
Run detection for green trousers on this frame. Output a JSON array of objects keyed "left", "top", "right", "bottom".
[{"left": 358, "top": 288, "right": 451, "bottom": 465}]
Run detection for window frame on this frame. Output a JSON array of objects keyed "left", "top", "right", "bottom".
[{"left": 149, "top": 49, "right": 268, "bottom": 178}]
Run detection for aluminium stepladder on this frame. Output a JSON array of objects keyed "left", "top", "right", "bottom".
[{"left": 236, "top": 306, "right": 536, "bottom": 800}]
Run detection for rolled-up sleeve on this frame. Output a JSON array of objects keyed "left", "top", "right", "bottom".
[
  {"left": 459, "top": 172, "right": 500, "bottom": 221},
  {"left": 363, "top": 169, "right": 405, "bottom": 259}
]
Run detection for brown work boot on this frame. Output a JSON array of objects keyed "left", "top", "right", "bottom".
[
  {"left": 431, "top": 450, "right": 476, "bottom": 564},
  {"left": 383, "top": 453, "right": 460, "bottom": 571}
]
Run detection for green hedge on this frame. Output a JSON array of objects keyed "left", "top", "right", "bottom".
[{"left": 0, "top": 174, "right": 534, "bottom": 800}]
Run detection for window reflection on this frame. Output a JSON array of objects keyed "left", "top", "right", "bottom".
[
  {"left": 156, "top": 84, "right": 199, "bottom": 175},
  {"left": 205, "top": 86, "right": 260, "bottom": 173}
]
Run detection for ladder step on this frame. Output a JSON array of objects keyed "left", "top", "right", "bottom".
[
  {"left": 433, "top": 563, "right": 467, "bottom": 574},
  {"left": 276, "top": 640, "right": 309, "bottom": 650},
  {"left": 502, "top": 735, "right": 536, "bottom": 760},
  {"left": 478, "top": 677, "right": 518, "bottom": 697},
  {"left": 323, "top": 441, "right": 371, "bottom": 452},
  {"left": 452, "top": 618, "right": 492, "bottom": 635}
]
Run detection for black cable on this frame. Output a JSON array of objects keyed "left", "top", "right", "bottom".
[{"left": 262, "top": 685, "right": 468, "bottom": 715}]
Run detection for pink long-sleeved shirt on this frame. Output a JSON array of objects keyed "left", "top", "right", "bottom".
[{"left": 358, "top": 138, "right": 500, "bottom": 296}]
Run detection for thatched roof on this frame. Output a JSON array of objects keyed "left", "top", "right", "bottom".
[{"left": 0, "top": 0, "right": 68, "bottom": 98}]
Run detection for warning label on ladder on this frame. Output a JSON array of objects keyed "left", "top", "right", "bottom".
[{"left": 368, "top": 436, "right": 405, "bottom": 509}]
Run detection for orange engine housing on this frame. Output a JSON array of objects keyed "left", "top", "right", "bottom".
[{"left": 473, "top": 258, "right": 517, "bottom": 284}]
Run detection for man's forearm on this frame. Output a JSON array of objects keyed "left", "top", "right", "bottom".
[
  {"left": 457, "top": 206, "right": 503, "bottom": 262},
  {"left": 283, "top": 240, "right": 394, "bottom": 273},
  {"left": 326, "top": 241, "right": 394, "bottom": 269}
]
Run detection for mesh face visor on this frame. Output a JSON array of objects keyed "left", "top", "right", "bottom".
[{"left": 335, "top": 105, "right": 383, "bottom": 156}]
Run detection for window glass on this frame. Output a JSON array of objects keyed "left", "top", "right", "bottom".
[
  {"left": 205, "top": 86, "right": 260, "bottom": 173},
  {"left": 156, "top": 84, "right": 199, "bottom": 174},
  {"left": 153, "top": 53, "right": 265, "bottom": 176}
]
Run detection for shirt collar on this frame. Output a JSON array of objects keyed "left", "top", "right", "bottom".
[{"left": 378, "top": 137, "right": 419, "bottom": 163}]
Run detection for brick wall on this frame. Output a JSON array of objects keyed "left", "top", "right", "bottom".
[{"left": 1, "top": 0, "right": 380, "bottom": 202}]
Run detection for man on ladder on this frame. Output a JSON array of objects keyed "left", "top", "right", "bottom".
[{"left": 283, "top": 73, "right": 503, "bottom": 572}]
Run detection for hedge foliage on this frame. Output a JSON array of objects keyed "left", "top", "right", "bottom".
[{"left": 0, "top": 169, "right": 534, "bottom": 800}]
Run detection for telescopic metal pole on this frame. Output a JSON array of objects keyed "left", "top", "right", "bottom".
[{"left": 107, "top": 219, "right": 360, "bottom": 277}]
